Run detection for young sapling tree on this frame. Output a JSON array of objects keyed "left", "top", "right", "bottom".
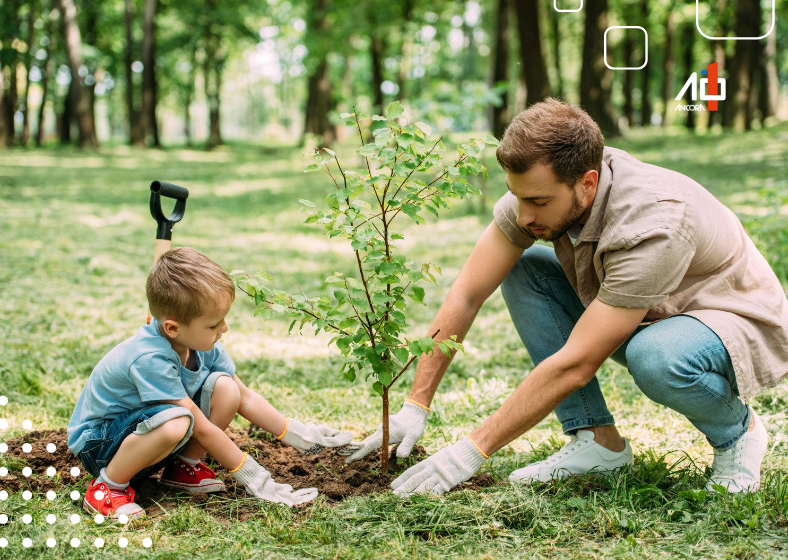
[{"left": 234, "top": 102, "right": 497, "bottom": 472}]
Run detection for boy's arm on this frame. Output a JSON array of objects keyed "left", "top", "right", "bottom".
[
  {"left": 232, "top": 374, "right": 287, "bottom": 437},
  {"left": 160, "top": 397, "right": 245, "bottom": 470},
  {"left": 232, "top": 374, "right": 354, "bottom": 454}
]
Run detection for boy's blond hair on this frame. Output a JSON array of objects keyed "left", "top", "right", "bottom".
[{"left": 146, "top": 247, "right": 235, "bottom": 324}]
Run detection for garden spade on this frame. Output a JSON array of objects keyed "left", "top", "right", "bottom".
[{"left": 147, "top": 180, "right": 189, "bottom": 324}]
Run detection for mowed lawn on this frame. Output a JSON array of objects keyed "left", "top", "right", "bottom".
[{"left": 1, "top": 124, "right": 788, "bottom": 559}]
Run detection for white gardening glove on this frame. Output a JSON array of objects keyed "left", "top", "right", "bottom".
[
  {"left": 279, "top": 418, "right": 354, "bottom": 455},
  {"left": 230, "top": 454, "right": 318, "bottom": 506},
  {"left": 345, "top": 400, "right": 429, "bottom": 464},
  {"left": 391, "top": 437, "right": 487, "bottom": 497}
]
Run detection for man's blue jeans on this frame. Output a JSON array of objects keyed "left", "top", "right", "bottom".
[{"left": 500, "top": 245, "right": 750, "bottom": 451}]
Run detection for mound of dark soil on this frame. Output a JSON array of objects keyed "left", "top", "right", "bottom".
[{"left": 1, "top": 427, "right": 497, "bottom": 521}]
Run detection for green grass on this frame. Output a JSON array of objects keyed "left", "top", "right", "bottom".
[{"left": 1, "top": 125, "right": 788, "bottom": 559}]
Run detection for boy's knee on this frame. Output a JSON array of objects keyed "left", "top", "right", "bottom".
[
  {"left": 156, "top": 415, "right": 192, "bottom": 443},
  {"left": 214, "top": 375, "right": 241, "bottom": 406}
]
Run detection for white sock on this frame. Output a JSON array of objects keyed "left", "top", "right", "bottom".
[
  {"left": 177, "top": 455, "right": 200, "bottom": 466},
  {"left": 98, "top": 468, "right": 129, "bottom": 497}
]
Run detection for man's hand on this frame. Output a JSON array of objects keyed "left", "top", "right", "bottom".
[
  {"left": 391, "top": 437, "right": 487, "bottom": 496},
  {"left": 279, "top": 418, "right": 354, "bottom": 455},
  {"left": 344, "top": 401, "right": 429, "bottom": 463},
  {"left": 230, "top": 454, "right": 318, "bottom": 506}
]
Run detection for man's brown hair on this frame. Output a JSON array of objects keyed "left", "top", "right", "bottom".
[
  {"left": 495, "top": 98, "right": 604, "bottom": 186},
  {"left": 146, "top": 247, "right": 235, "bottom": 324}
]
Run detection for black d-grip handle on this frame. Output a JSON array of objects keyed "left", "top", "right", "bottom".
[{"left": 150, "top": 181, "right": 189, "bottom": 240}]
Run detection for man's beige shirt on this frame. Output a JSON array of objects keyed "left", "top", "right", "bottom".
[{"left": 493, "top": 146, "right": 788, "bottom": 399}]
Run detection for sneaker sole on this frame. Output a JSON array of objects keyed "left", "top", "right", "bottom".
[
  {"left": 82, "top": 497, "right": 146, "bottom": 520},
  {"left": 159, "top": 479, "right": 226, "bottom": 494}
]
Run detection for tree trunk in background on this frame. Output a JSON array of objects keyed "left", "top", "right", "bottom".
[
  {"left": 57, "top": 0, "right": 98, "bottom": 147},
  {"left": 513, "top": 0, "right": 550, "bottom": 106},
  {"left": 0, "top": 0, "right": 20, "bottom": 147},
  {"left": 35, "top": 10, "right": 56, "bottom": 146},
  {"left": 661, "top": 7, "right": 676, "bottom": 127},
  {"left": 302, "top": 0, "right": 334, "bottom": 147},
  {"left": 370, "top": 36, "right": 385, "bottom": 115},
  {"left": 722, "top": 0, "right": 760, "bottom": 130},
  {"left": 580, "top": 0, "right": 619, "bottom": 136},
  {"left": 84, "top": 3, "right": 99, "bottom": 142},
  {"left": 638, "top": 0, "right": 651, "bottom": 126},
  {"left": 757, "top": 27, "right": 777, "bottom": 124},
  {"left": 124, "top": 0, "right": 143, "bottom": 145},
  {"left": 681, "top": 23, "right": 696, "bottom": 131},
  {"left": 21, "top": 3, "right": 35, "bottom": 146},
  {"left": 59, "top": 77, "right": 75, "bottom": 143},
  {"left": 396, "top": 0, "right": 414, "bottom": 101},
  {"left": 488, "top": 0, "right": 510, "bottom": 139},
  {"left": 203, "top": 30, "right": 223, "bottom": 148},
  {"left": 622, "top": 34, "right": 634, "bottom": 126},
  {"left": 141, "top": 0, "right": 160, "bottom": 146},
  {"left": 548, "top": 6, "right": 564, "bottom": 100},
  {"left": 710, "top": 0, "right": 729, "bottom": 128}
]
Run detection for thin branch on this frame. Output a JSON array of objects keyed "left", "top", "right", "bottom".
[
  {"left": 389, "top": 137, "right": 442, "bottom": 204},
  {"left": 387, "top": 328, "right": 441, "bottom": 388}
]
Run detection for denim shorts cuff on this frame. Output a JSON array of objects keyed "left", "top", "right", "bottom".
[
  {"left": 709, "top": 407, "right": 750, "bottom": 451},
  {"left": 561, "top": 415, "right": 615, "bottom": 434},
  {"left": 133, "top": 406, "right": 194, "bottom": 451}
]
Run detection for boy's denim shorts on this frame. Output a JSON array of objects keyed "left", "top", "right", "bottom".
[{"left": 76, "top": 371, "right": 233, "bottom": 482}]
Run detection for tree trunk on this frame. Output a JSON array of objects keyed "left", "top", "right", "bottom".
[
  {"left": 0, "top": 0, "right": 20, "bottom": 147},
  {"left": 661, "top": 8, "right": 676, "bottom": 127},
  {"left": 21, "top": 3, "right": 35, "bottom": 146},
  {"left": 580, "top": 0, "right": 619, "bottom": 136},
  {"left": 57, "top": 0, "right": 98, "bottom": 147},
  {"left": 381, "top": 388, "right": 389, "bottom": 473},
  {"left": 722, "top": 0, "right": 760, "bottom": 130},
  {"left": 396, "top": 0, "right": 414, "bottom": 101},
  {"left": 548, "top": 6, "right": 564, "bottom": 99},
  {"left": 84, "top": 3, "right": 98, "bottom": 143},
  {"left": 0, "top": 70, "right": 6, "bottom": 148},
  {"left": 370, "top": 36, "right": 385, "bottom": 115},
  {"left": 681, "top": 23, "right": 696, "bottom": 131},
  {"left": 35, "top": 11, "right": 56, "bottom": 147},
  {"left": 488, "top": 0, "right": 510, "bottom": 139},
  {"left": 622, "top": 34, "right": 634, "bottom": 126},
  {"left": 638, "top": 0, "right": 652, "bottom": 126},
  {"left": 59, "top": 77, "right": 75, "bottom": 143},
  {"left": 141, "top": 0, "right": 160, "bottom": 146},
  {"left": 757, "top": 24, "right": 777, "bottom": 124},
  {"left": 302, "top": 0, "right": 335, "bottom": 147},
  {"left": 513, "top": 0, "right": 550, "bottom": 106},
  {"left": 124, "top": 0, "right": 143, "bottom": 146}
]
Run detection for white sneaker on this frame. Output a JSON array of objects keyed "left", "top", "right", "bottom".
[
  {"left": 509, "top": 430, "right": 634, "bottom": 484},
  {"left": 707, "top": 407, "right": 768, "bottom": 493}
]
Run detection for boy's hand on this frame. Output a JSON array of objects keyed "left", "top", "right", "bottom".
[
  {"left": 279, "top": 418, "right": 354, "bottom": 455},
  {"left": 231, "top": 455, "right": 318, "bottom": 506}
]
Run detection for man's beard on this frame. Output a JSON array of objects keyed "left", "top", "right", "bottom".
[{"left": 535, "top": 193, "right": 585, "bottom": 242}]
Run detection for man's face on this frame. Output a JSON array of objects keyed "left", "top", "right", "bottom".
[{"left": 506, "top": 163, "right": 598, "bottom": 241}]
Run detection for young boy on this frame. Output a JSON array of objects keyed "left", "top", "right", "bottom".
[{"left": 67, "top": 247, "right": 355, "bottom": 519}]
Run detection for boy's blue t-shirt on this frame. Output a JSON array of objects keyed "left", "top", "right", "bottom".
[{"left": 67, "top": 318, "right": 236, "bottom": 455}]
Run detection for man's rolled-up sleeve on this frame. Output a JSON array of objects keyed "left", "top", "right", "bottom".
[{"left": 597, "top": 230, "right": 695, "bottom": 309}]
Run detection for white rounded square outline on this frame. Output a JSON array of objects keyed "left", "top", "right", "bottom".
[
  {"left": 603, "top": 26, "right": 648, "bottom": 70},
  {"left": 696, "top": 0, "right": 775, "bottom": 40},
  {"left": 554, "top": 0, "right": 583, "bottom": 13}
]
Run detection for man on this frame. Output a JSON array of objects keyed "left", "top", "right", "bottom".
[{"left": 346, "top": 98, "right": 788, "bottom": 496}]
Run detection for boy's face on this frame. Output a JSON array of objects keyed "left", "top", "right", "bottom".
[{"left": 161, "top": 293, "right": 232, "bottom": 352}]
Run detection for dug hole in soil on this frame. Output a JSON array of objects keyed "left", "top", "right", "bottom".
[{"left": 1, "top": 426, "right": 496, "bottom": 521}]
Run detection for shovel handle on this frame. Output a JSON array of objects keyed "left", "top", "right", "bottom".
[{"left": 150, "top": 181, "right": 189, "bottom": 241}]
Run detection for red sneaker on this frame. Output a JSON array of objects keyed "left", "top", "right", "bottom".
[
  {"left": 160, "top": 458, "right": 226, "bottom": 494},
  {"left": 82, "top": 479, "right": 145, "bottom": 520}
]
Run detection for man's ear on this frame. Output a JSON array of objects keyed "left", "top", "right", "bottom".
[
  {"left": 578, "top": 169, "right": 598, "bottom": 204},
  {"left": 161, "top": 319, "right": 181, "bottom": 339}
]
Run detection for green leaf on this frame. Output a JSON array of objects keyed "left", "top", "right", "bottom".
[
  {"left": 418, "top": 336, "right": 435, "bottom": 354},
  {"left": 385, "top": 100, "right": 404, "bottom": 119},
  {"left": 299, "top": 199, "right": 316, "bottom": 207},
  {"left": 358, "top": 144, "right": 379, "bottom": 157},
  {"left": 378, "top": 370, "right": 392, "bottom": 387},
  {"left": 270, "top": 303, "right": 285, "bottom": 313},
  {"left": 372, "top": 381, "right": 384, "bottom": 396},
  {"left": 288, "top": 320, "right": 297, "bottom": 335},
  {"left": 415, "top": 122, "right": 432, "bottom": 136},
  {"left": 391, "top": 232, "right": 405, "bottom": 240},
  {"left": 411, "top": 286, "right": 425, "bottom": 302},
  {"left": 401, "top": 204, "right": 419, "bottom": 218},
  {"left": 393, "top": 346, "right": 409, "bottom": 365},
  {"left": 304, "top": 163, "right": 321, "bottom": 172}
]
